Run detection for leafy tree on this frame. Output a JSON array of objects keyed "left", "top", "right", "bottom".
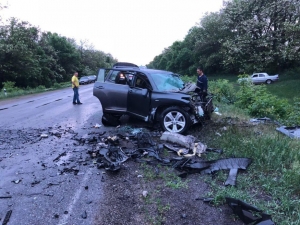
[
  {"left": 46, "top": 32, "right": 80, "bottom": 80},
  {"left": 0, "top": 18, "right": 42, "bottom": 88}
]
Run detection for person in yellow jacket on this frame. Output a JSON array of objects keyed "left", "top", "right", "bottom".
[{"left": 71, "top": 72, "right": 82, "bottom": 104}]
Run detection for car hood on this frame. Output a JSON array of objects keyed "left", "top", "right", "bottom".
[{"left": 178, "top": 82, "right": 197, "bottom": 93}]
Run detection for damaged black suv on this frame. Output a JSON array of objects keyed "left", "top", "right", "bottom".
[{"left": 93, "top": 63, "right": 214, "bottom": 134}]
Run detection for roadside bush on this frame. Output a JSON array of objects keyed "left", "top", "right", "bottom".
[
  {"left": 209, "top": 79, "right": 236, "bottom": 104},
  {"left": 235, "top": 79, "right": 257, "bottom": 108},
  {"left": 2, "top": 81, "right": 20, "bottom": 92},
  {"left": 249, "top": 89, "right": 289, "bottom": 119},
  {"left": 235, "top": 80, "right": 289, "bottom": 120},
  {"left": 52, "top": 83, "right": 61, "bottom": 89},
  {"left": 284, "top": 98, "right": 300, "bottom": 126},
  {"left": 35, "top": 85, "right": 46, "bottom": 90}
]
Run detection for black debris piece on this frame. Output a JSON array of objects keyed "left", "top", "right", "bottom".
[
  {"left": 81, "top": 210, "right": 87, "bottom": 219},
  {"left": 2, "top": 210, "right": 12, "bottom": 225},
  {"left": 0, "top": 196, "right": 12, "bottom": 199},
  {"left": 53, "top": 151, "right": 67, "bottom": 162},
  {"left": 226, "top": 197, "right": 275, "bottom": 225}
]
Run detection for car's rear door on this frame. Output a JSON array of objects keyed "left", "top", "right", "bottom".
[
  {"left": 251, "top": 74, "right": 259, "bottom": 84},
  {"left": 127, "top": 73, "right": 152, "bottom": 120},
  {"left": 93, "top": 69, "right": 128, "bottom": 113}
]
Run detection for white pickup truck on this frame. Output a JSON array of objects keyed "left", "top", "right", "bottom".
[
  {"left": 250, "top": 73, "right": 279, "bottom": 84},
  {"left": 238, "top": 72, "right": 279, "bottom": 84}
]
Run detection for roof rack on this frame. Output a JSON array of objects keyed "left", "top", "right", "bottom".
[{"left": 113, "top": 62, "right": 139, "bottom": 68}]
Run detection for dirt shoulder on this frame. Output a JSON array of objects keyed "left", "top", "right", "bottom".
[{"left": 95, "top": 161, "right": 243, "bottom": 225}]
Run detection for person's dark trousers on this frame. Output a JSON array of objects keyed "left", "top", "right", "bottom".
[{"left": 73, "top": 87, "right": 80, "bottom": 103}]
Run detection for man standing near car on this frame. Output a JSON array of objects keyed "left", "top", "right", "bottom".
[
  {"left": 71, "top": 72, "right": 82, "bottom": 104},
  {"left": 196, "top": 67, "right": 208, "bottom": 101}
]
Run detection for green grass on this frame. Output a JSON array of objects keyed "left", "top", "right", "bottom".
[{"left": 200, "top": 113, "right": 300, "bottom": 225}]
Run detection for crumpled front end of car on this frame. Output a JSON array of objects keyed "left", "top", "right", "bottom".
[{"left": 189, "top": 93, "right": 214, "bottom": 124}]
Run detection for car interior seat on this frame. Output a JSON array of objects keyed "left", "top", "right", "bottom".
[{"left": 115, "top": 72, "right": 127, "bottom": 85}]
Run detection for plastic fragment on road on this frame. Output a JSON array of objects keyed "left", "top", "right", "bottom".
[
  {"left": 2, "top": 210, "right": 12, "bottom": 225},
  {"left": 12, "top": 179, "right": 21, "bottom": 184},
  {"left": 94, "top": 123, "right": 101, "bottom": 128},
  {"left": 81, "top": 210, "right": 87, "bottom": 219},
  {"left": 41, "top": 133, "right": 48, "bottom": 138},
  {"left": 226, "top": 197, "right": 275, "bottom": 225},
  {"left": 276, "top": 126, "right": 300, "bottom": 139},
  {"left": 142, "top": 191, "right": 148, "bottom": 197}
]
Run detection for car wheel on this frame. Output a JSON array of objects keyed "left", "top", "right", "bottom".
[
  {"left": 266, "top": 79, "right": 272, "bottom": 84},
  {"left": 160, "top": 106, "right": 191, "bottom": 134},
  {"left": 102, "top": 113, "right": 121, "bottom": 126}
]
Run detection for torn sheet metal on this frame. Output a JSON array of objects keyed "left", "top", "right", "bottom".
[
  {"left": 226, "top": 197, "right": 275, "bottom": 225},
  {"left": 276, "top": 126, "right": 300, "bottom": 139},
  {"left": 180, "top": 82, "right": 197, "bottom": 93}
]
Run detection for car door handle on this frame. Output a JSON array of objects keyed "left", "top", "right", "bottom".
[{"left": 96, "top": 86, "right": 104, "bottom": 89}]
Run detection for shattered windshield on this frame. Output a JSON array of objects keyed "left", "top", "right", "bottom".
[{"left": 150, "top": 73, "right": 184, "bottom": 91}]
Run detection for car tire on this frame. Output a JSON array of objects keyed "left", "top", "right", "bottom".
[
  {"left": 102, "top": 113, "right": 121, "bottom": 126},
  {"left": 159, "top": 106, "right": 191, "bottom": 134},
  {"left": 266, "top": 79, "right": 272, "bottom": 84}
]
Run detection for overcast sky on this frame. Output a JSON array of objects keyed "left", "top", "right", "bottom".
[{"left": 1, "top": 0, "right": 223, "bottom": 66}]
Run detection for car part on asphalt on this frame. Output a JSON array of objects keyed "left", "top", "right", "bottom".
[
  {"left": 226, "top": 197, "right": 275, "bottom": 225},
  {"left": 2, "top": 210, "right": 12, "bottom": 225}
]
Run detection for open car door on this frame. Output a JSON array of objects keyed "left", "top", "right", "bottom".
[
  {"left": 127, "top": 73, "right": 152, "bottom": 120},
  {"left": 93, "top": 69, "right": 128, "bottom": 113}
]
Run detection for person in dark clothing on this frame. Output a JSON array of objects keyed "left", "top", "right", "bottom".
[{"left": 196, "top": 67, "right": 208, "bottom": 101}]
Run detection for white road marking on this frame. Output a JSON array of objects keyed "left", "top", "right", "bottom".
[{"left": 57, "top": 168, "right": 92, "bottom": 225}]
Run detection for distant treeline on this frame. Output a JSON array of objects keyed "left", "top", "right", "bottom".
[
  {"left": 147, "top": 0, "right": 300, "bottom": 76},
  {"left": 0, "top": 17, "right": 117, "bottom": 89}
]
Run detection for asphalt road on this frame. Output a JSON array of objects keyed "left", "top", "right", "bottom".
[
  {"left": 0, "top": 84, "right": 101, "bottom": 129},
  {"left": 0, "top": 84, "right": 112, "bottom": 225}
]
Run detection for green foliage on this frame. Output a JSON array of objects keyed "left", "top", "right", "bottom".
[
  {"left": 235, "top": 78, "right": 289, "bottom": 119},
  {"left": 284, "top": 98, "right": 300, "bottom": 126},
  {"left": 148, "top": 0, "right": 300, "bottom": 75},
  {"left": 209, "top": 79, "right": 236, "bottom": 104},
  {"left": 2, "top": 81, "right": 19, "bottom": 92},
  {"left": 0, "top": 18, "right": 117, "bottom": 89}
]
